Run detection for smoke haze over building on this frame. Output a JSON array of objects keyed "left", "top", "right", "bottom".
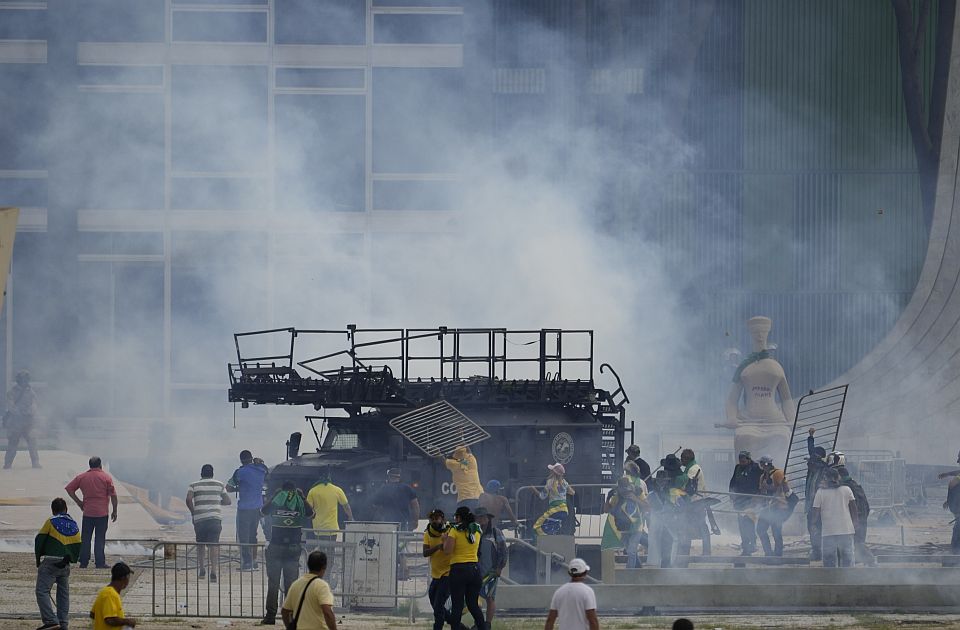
[{"left": 0, "top": 1, "right": 941, "bottom": 489}]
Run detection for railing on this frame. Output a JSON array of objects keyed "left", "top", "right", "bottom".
[
  {"left": 514, "top": 483, "right": 611, "bottom": 541},
  {"left": 151, "top": 527, "right": 431, "bottom": 619},
  {"left": 231, "top": 326, "right": 597, "bottom": 385},
  {"left": 151, "top": 541, "right": 268, "bottom": 618}
]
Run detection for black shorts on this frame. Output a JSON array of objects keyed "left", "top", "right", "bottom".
[{"left": 194, "top": 519, "right": 223, "bottom": 543}]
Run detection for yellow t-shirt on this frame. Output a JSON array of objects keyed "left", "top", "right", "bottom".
[
  {"left": 281, "top": 575, "right": 335, "bottom": 630},
  {"left": 423, "top": 529, "right": 452, "bottom": 578},
  {"left": 91, "top": 585, "right": 125, "bottom": 630},
  {"left": 306, "top": 483, "right": 349, "bottom": 532},
  {"left": 446, "top": 526, "right": 480, "bottom": 564},
  {"left": 444, "top": 454, "right": 482, "bottom": 501}
]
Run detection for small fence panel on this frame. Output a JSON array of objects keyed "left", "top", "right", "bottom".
[
  {"left": 859, "top": 459, "right": 907, "bottom": 510},
  {"left": 783, "top": 385, "right": 848, "bottom": 507},
  {"left": 151, "top": 542, "right": 268, "bottom": 618},
  {"left": 388, "top": 400, "right": 490, "bottom": 457},
  {"left": 152, "top": 528, "right": 431, "bottom": 619}
]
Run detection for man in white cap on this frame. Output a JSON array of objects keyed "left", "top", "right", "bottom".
[{"left": 543, "top": 558, "right": 598, "bottom": 630}]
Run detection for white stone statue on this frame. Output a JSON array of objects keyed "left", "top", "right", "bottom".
[{"left": 717, "top": 316, "right": 796, "bottom": 462}]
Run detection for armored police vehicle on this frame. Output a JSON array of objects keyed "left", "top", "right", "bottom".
[{"left": 227, "top": 326, "right": 630, "bottom": 530}]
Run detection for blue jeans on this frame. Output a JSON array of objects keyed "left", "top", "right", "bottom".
[
  {"left": 36, "top": 557, "right": 70, "bottom": 628},
  {"left": 236, "top": 508, "right": 262, "bottom": 569},
  {"left": 625, "top": 531, "right": 648, "bottom": 568},
  {"left": 821, "top": 534, "right": 854, "bottom": 567},
  {"left": 80, "top": 515, "right": 109, "bottom": 568}
]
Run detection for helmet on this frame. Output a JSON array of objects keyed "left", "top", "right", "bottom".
[{"left": 826, "top": 451, "right": 845, "bottom": 467}]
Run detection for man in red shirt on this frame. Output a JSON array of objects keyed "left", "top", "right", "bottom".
[{"left": 65, "top": 456, "right": 118, "bottom": 569}]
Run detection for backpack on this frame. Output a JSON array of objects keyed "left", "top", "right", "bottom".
[{"left": 843, "top": 479, "right": 870, "bottom": 521}]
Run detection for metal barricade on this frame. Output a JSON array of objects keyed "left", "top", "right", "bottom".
[
  {"left": 515, "top": 484, "right": 611, "bottom": 541},
  {"left": 151, "top": 541, "right": 268, "bottom": 618},
  {"left": 151, "top": 527, "right": 430, "bottom": 619},
  {"left": 859, "top": 459, "right": 907, "bottom": 511}
]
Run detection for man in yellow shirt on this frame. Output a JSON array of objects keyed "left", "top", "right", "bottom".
[
  {"left": 281, "top": 551, "right": 337, "bottom": 630},
  {"left": 306, "top": 469, "right": 354, "bottom": 539},
  {"left": 90, "top": 562, "right": 137, "bottom": 629},
  {"left": 440, "top": 445, "right": 482, "bottom": 508}
]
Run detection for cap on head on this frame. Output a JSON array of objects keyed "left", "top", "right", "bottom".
[
  {"left": 239, "top": 450, "right": 253, "bottom": 463},
  {"left": 568, "top": 558, "right": 590, "bottom": 575},
  {"left": 738, "top": 450, "right": 751, "bottom": 460},
  {"left": 485, "top": 479, "right": 502, "bottom": 492},
  {"left": 547, "top": 463, "right": 566, "bottom": 475},
  {"left": 111, "top": 561, "right": 133, "bottom": 581},
  {"left": 758, "top": 455, "right": 773, "bottom": 466},
  {"left": 200, "top": 464, "right": 214, "bottom": 478}
]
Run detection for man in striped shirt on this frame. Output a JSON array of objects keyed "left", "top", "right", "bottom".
[{"left": 186, "top": 464, "right": 231, "bottom": 581}]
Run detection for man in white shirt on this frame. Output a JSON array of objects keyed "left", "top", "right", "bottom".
[
  {"left": 544, "top": 558, "right": 599, "bottom": 630},
  {"left": 810, "top": 467, "right": 858, "bottom": 568}
]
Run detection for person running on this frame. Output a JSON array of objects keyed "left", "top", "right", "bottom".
[
  {"left": 280, "top": 551, "right": 338, "bottom": 630},
  {"left": 35, "top": 497, "right": 81, "bottom": 630},
  {"left": 423, "top": 509, "right": 454, "bottom": 630},
  {"left": 543, "top": 558, "right": 598, "bottom": 630},
  {"left": 533, "top": 463, "right": 575, "bottom": 537},
  {"left": 442, "top": 506, "right": 486, "bottom": 630},
  {"left": 89, "top": 562, "right": 137, "bottom": 629},
  {"left": 185, "top": 464, "right": 231, "bottom": 581},
  {"left": 64, "top": 456, "right": 117, "bottom": 569}
]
